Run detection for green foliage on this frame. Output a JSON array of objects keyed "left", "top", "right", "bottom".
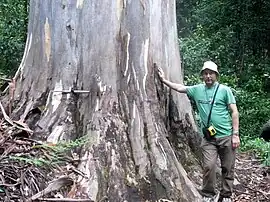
[
  {"left": 177, "top": 0, "right": 270, "bottom": 165},
  {"left": 9, "top": 156, "right": 52, "bottom": 167},
  {"left": 33, "top": 135, "right": 89, "bottom": 154},
  {"left": 236, "top": 83, "right": 270, "bottom": 165},
  {"left": 180, "top": 33, "right": 212, "bottom": 76},
  {"left": 0, "top": 0, "right": 28, "bottom": 75},
  {"left": 10, "top": 136, "right": 88, "bottom": 167},
  {"left": 237, "top": 92, "right": 270, "bottom": 139},
  {"left": 240, "top": 138, "right": 270, "bottom": 166},
  {"left": 178, "top": 0, "right": 270, "bottom": 91},
  {"left": 176, "top": 0, "right": 198, "bottom": 37},
  {"left": 180, "top": 30, "right": 239, "bottom": 78}
]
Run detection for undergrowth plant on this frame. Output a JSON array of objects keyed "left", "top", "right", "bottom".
[
  {"left": 9, "top": 136, "right": 89, "bottom": 167},
  {"left": 240, "top": 137, "right": 270, "bottom": 166}
]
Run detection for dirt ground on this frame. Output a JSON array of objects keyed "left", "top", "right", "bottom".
[{"left": 233, "top": 152, "right": 270, "bottom": 202}]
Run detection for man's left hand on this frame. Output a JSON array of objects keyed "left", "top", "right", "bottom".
[{"left": 232, "top": 134, "right": 240, "bottom": 149}]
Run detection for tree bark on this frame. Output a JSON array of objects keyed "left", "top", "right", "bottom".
[{"left": 10, "top": 0, "right": 202, "bottom": 201}]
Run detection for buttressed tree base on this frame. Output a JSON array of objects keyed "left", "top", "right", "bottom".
[{"left": 8, "top": 0, "right": 202, "bottom": 201}]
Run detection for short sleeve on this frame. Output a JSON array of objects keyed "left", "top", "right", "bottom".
[
  {"left": 225, "top": 87, "right": 236, "bottom": 104},
  {"left": 186, "top": 85, "right": 197, "bottom": 99}
]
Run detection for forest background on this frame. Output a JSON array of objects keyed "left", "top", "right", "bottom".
[{"left": 0, "top": 0, "right": 269, "bottom": 165}]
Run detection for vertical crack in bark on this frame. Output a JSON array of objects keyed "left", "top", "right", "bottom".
[
  {"left": 116, "top": 0, "right": 124, "bottom": 21},
  {"left": 44, "top": 18, "right": 51, "bottom": 63},
  {"left": 76, "top": 0, "right": 84, "bottom": 9},
  {"left": 51, "top": 81, "right": 63, "bottom": 113},
  {"left": 16, "top": 34, "right": 32, "bottom": 81},
  {"left": 142, "top": 38, "right": 149, "bottom": 98},
  {"left": 142, "top": 101, "right": 174, "bottom": 199},
  {"left": 123, "top": 33, "right": 130, "bottom": 77},
  {"left": 129, "top": 100, "right": 149, "bottom": 177}
]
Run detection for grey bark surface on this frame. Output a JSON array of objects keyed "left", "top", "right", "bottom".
[{"left": 11, "top": 0, "right": 202, "bottom": 201}]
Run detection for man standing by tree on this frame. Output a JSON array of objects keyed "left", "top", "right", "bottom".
[{"left": 157, "top": 61, "right": 240, "bottom": 202}]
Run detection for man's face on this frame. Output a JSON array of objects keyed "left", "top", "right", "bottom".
[{"left": 202, "top": 69, "right": 217, "bottom": 86}]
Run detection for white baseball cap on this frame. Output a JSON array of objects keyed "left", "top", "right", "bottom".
[{"left": 200, "top": 61, "right": 219, "bottom": 75}]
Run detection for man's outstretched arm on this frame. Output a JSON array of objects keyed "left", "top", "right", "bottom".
[{"left": 157, "top": 66, "right": 187, "bottom": 93}]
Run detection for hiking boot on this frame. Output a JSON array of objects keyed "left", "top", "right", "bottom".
[
  {"left": 222, "top": 198, "right": 232, "bottom": 202},
  {"left": 202, "top": 196, "right": 213, "bottom": 202}
]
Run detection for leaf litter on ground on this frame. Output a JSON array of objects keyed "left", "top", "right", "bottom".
[{"left": 0, "top": 120, "right": 269, "bottom": 201}]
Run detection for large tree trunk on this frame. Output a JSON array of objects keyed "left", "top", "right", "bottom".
[{"left": 10, "top": 0, "right": 201, "bottom": 201}]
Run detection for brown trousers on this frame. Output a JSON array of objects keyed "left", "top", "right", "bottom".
[{"left": 201, "top": 135, "right": 236, "bottom": 198}]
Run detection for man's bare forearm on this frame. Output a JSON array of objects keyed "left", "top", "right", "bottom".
[
  {"left": 231, "top": 110, "right": 239, "bottom": 133},
  {"left": 161, "top": 78, "right": 187, "bottom": 93}
]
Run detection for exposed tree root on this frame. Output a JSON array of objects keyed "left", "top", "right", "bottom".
[{"left": 0, "top": 115, "right": 269, "bottom": 202}]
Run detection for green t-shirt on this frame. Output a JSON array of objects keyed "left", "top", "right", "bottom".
[{"left": 186, "top": 82, "right": 236, "bottom": 138}]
